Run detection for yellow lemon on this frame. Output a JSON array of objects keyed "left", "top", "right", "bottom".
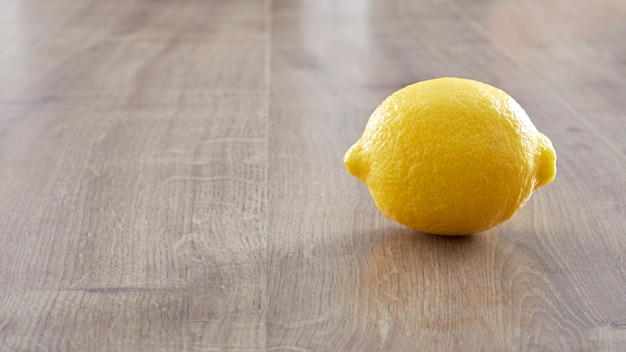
[{"left": 344, "top": 77, "right": 556, "bottom": 235}]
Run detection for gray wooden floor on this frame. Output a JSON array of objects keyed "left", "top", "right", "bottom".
[{"left": 1, "top": 0, "right": 625, "bottom": 350}]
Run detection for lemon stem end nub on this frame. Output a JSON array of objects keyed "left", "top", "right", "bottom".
[
  {"left": 534, "top": 135, "right": 557, "bottom": 190},
  {"left": 344, "top": 143, "right": 368, "bottom": 180}
]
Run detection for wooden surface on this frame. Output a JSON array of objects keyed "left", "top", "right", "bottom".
[{"left": 1, "top": 0, "right": 625, "bottom": 350}]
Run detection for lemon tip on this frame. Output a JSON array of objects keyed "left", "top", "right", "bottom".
[
  {"left": 344, "top": 143, "right": 367, "bottom": 179},
  {"left": 535, "top": 135, "right": 557, "bottom": 189}
]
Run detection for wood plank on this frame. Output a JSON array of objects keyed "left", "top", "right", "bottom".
[
  {"left": 266, "top": 0, "right": 626, "bottom": 350},
  {"left": 0, "top": 0, "right": 268, "bottom": 350}
]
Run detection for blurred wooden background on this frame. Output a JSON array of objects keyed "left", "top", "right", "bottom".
[{"left": 1, "top": 0, "right": 625, "bottom": 350}]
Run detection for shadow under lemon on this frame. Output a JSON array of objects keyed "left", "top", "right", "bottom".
[
  {"left": 347, "top": 226, "right": 514, "bottom": 348},
  {"left": 340, "top": 216, "right": 584, "bottom": 349}
]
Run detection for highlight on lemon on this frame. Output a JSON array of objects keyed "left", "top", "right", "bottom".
[{"left": 344, "top": 77, "right": 557, "bottom": 236}]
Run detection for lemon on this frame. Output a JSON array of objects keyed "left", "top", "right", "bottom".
[{"left": 344, "top": 77, "right": 556, "bottom": 235}]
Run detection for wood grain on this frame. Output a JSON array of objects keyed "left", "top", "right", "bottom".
[{"left": 1, "top": 0, "right": 625, "bottom": 350}]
